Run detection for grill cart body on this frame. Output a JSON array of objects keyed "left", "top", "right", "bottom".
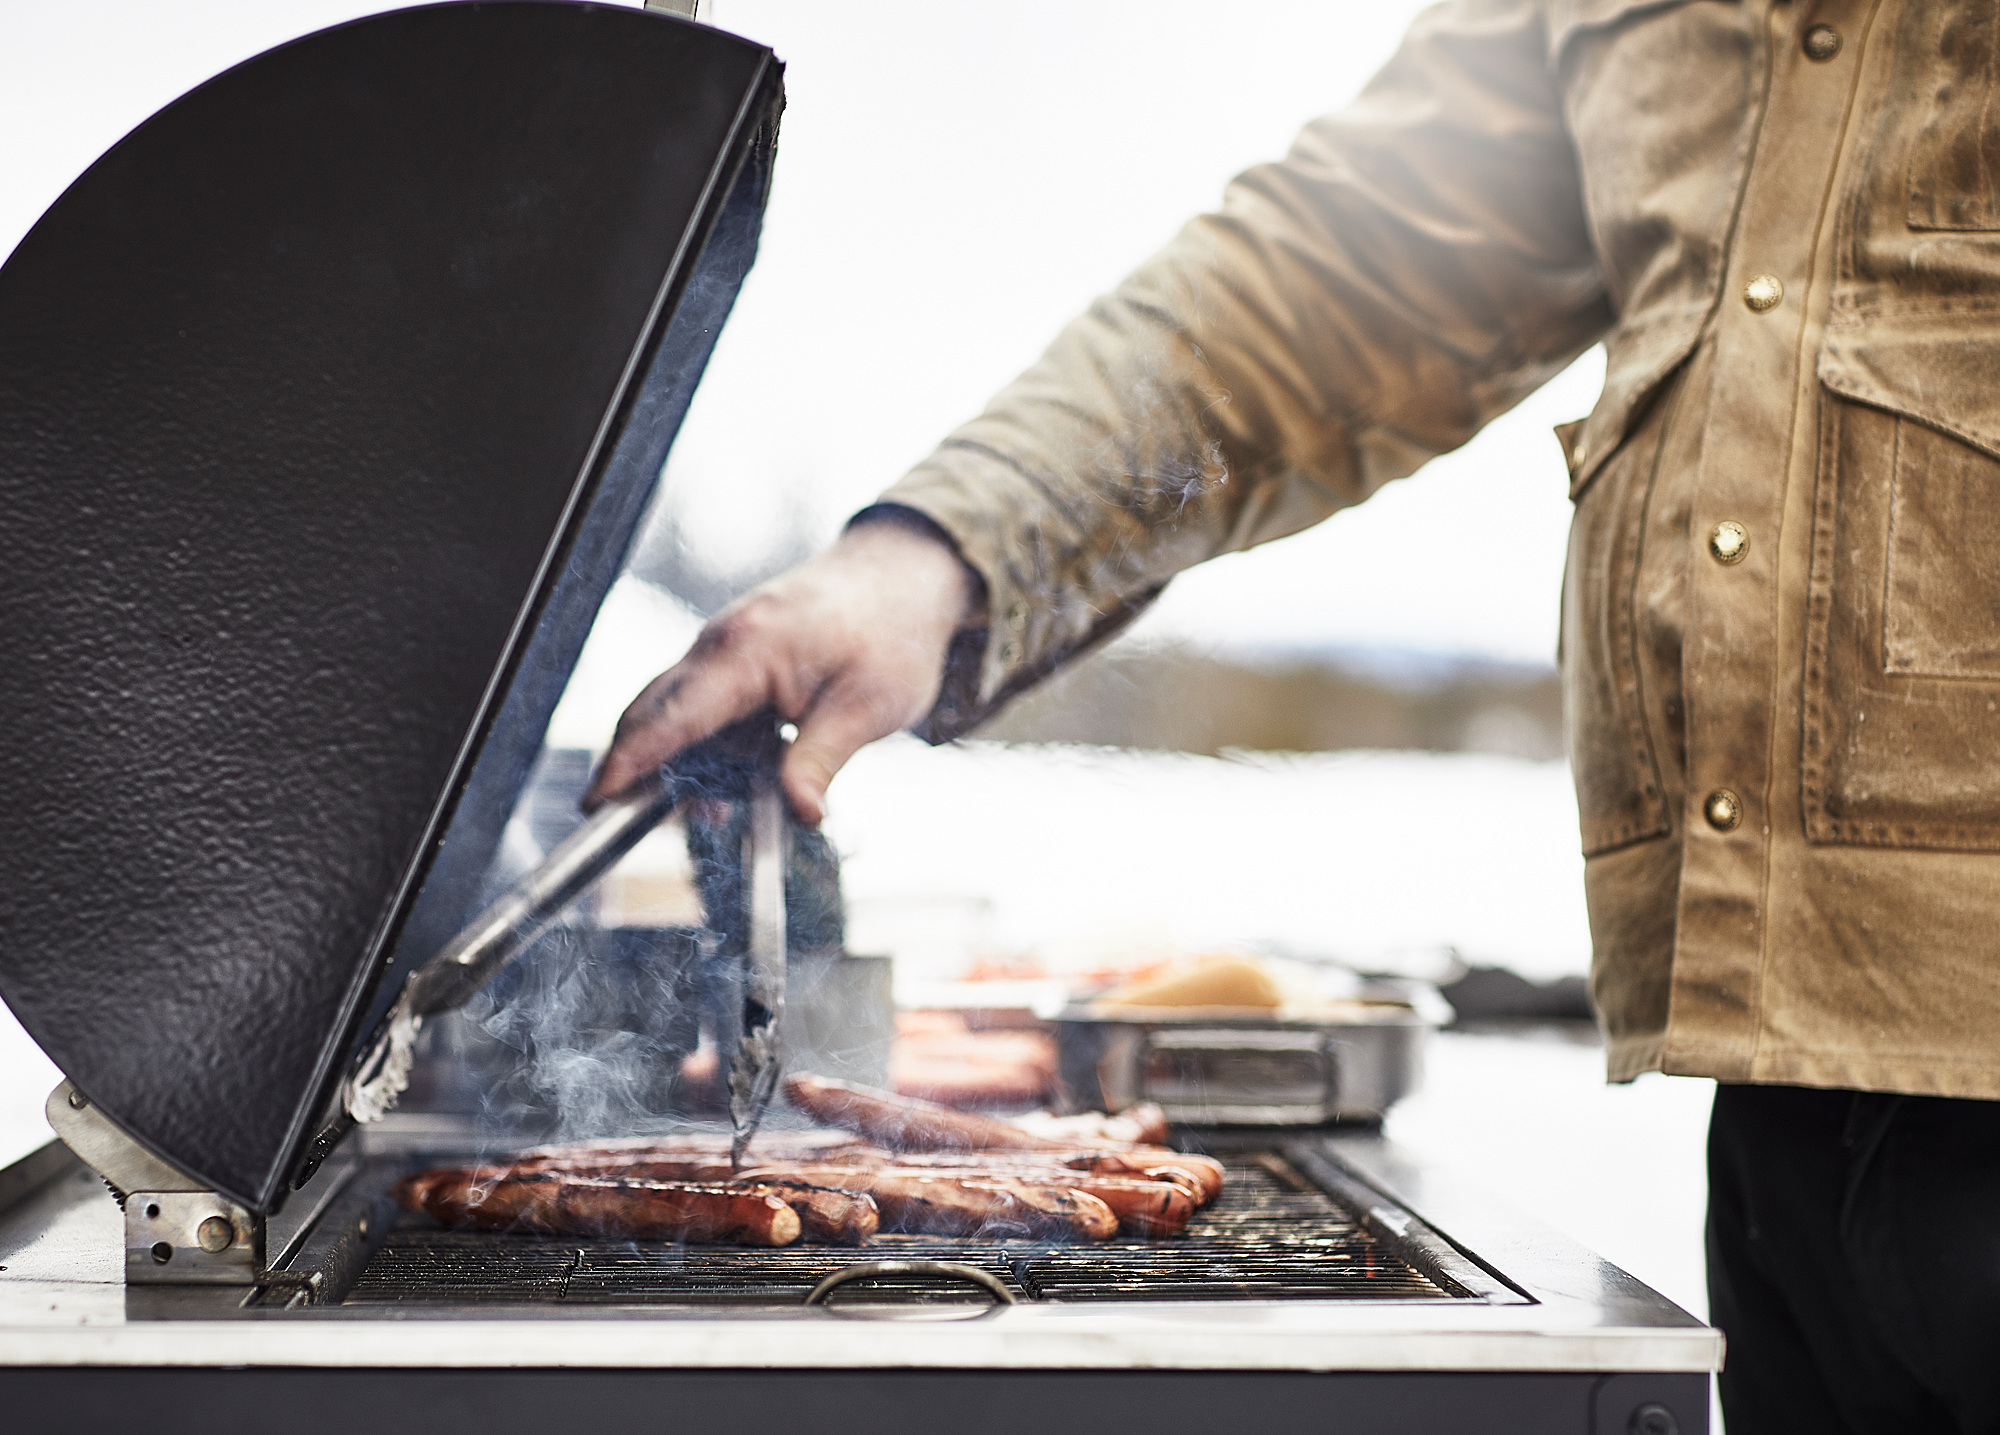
[{"left": 0, "top": 1129, "right": 1717, "bottom": 1434}]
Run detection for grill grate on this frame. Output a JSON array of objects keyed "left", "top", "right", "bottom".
[{"left": 344, "top": 1157, "right": 1457, "bottom": 1308}]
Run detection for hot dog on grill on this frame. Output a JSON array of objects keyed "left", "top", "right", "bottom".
[
  {"left": 803, "top": 1146, "right": 1224, "bottom": 1207},
  {"left": 398, "top": 1169, "right": 806, "bottom": 1246},
  {"left": 744, "top": 1164, "right": 1120, "bottom": 1241},
  {"left": 780, "top": 1075, "right": 1223, "bottom": 1203},
  {"left": 732, "top": 1180, "right": 878, "bottom": 1245},
  {"left": 784, "top": 1074, "right": 1075, "bottom": 1153}
]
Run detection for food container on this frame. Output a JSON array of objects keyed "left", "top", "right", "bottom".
[{"left": 1055, "top": 978, "right": 1451, "bottom": 1126}]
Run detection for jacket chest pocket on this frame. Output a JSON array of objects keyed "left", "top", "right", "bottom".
[
  {"left": 1807, "top": 318, "right": 2000, "bottom": 849},
  {"left": 1907, "top": 5, "right": 2000, "bottom": 231}
]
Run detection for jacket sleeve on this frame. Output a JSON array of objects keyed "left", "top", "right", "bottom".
[{"left": 874, "top": 0, "right": 1612, "bottom": 741}]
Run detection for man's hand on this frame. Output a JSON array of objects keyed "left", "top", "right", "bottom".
[{"left": 585, "top": 515, "right": 985, "bottom": 825}]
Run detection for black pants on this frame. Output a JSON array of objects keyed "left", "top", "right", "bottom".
[{"left": 1708, "top": 1083, "right": 2000, "bottom": 1433}]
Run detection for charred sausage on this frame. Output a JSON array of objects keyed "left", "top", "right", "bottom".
[
  {"left": 783, "top": 1075, "right": 1075, "bottom": 1153},
  {"left": 793, "top": 1144, "right": 1223, "bottom": 1207},
  {"left": 401, "top": 1169, "right": 801, "bottom": 1246},
  {"left": 747, "top": 1164, "right": 1119, "bottom": 1240}
]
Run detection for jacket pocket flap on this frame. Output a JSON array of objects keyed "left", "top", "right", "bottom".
[
  {"left": 1566, "top": 305, "right": 1707, "bottom": 499},
  {"left": 1818, "top": 309, "right": 2000, "bottom": 463}
]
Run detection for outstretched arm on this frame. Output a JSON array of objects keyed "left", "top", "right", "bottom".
[{"left": 596, "top": 0, "right": 1607, "bottom": 811}]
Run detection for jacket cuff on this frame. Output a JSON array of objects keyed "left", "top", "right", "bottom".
[{"left": 850, "top": 483, "right": 1159, "bottom": 745}]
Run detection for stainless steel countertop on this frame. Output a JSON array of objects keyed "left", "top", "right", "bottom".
[{"left": 0, "top": 1134, "right": 1720, "bottom": 1374}]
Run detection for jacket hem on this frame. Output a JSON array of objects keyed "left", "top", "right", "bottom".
[
  {"left": 1605, "top": 1033, "right": 1665, "bottom": 1084},
  {"left": 1651, "top": 1044, "right": 2000, "bottom": 1101}
]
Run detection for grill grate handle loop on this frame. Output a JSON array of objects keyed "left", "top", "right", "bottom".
[{"left": 803, "top": 1261, "right": 1016, "bottom": 1308}]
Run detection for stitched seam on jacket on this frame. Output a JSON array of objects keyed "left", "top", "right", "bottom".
[{"left": 1800, "top": 397, "right": 1842, "bottom": 843}]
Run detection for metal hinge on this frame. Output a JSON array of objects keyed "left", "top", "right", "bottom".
[
  {"left": 643, "top": 0, "right": 704, "bottom": 19},
  {"left": 46, "top": 1080, "right": 272, "bottom": 1287},
  {"left": 123, "top": 1189, "right": 265, "bottom": 1285}
]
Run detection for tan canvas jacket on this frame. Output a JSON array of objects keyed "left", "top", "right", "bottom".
[
  {"left": 880, "top": 0, "right": 2000, "bottom": 1095},
  {"left": 877, "top": 0, "right": 2000, "bottom": 1099}
]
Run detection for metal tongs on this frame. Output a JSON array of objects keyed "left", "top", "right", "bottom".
[{"left": 322, "top": 711, "right": 792, "bottom": 1175}]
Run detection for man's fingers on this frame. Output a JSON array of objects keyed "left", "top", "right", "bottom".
[
  {"left": 584, "top": 647, "right": 771, "bottom": 808},
  {"left": 781, "top": 686, "right": 904, "bottom": 826}
]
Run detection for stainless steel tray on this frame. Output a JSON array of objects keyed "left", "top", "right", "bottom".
[{"left": 1055, "top": 979, "right": 1452, "bottom": 1126}]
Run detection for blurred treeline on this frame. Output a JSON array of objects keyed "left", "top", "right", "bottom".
[
  {"left": 974, "top": 641, "right": 1564, "bottom": 760},
  {"left": 630, "top": 509, "right": 1564, "bottom": 761}
]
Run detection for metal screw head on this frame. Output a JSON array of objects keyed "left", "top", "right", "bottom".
[
  {"left": 1743, "top": 273, "right": 1784, "bottom": 312},
  {"left": 1803, "top": 24, "right": 1842, "bottom": 61},
  {"left": 66, "top": 1090, "right": 88, "bottom": 1110},
  {"left": 196, "top": 1216, "right": 235, "bottom": 1254},
  {"left": 1630, "top": 1403, "right": 1679, "bottom": 1435}
]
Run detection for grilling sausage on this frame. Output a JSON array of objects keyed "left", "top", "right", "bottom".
[
  {"left": 808, "top": 1147, "right": 1223, "bottom": 1206},
  {"left": 746, "top": 1181, "right": 880, "bottom": 1246},
  {"left": 1051, "top": 1175, "right": 1196, "bottom": 1238},
  {"left": 745, "top": 1164, "right": 1119, "bottom": 1240},
  {"left": 402, "top": 1164, "right": 878, "bottom": 1245},
  {"left": 792, "top": 1148, "right": 1212, "bottom": 1219},
  {"left": 399, "top": 1169, "right": 802, "bottom": 1246},
  {"left": 784, "top": 1074, "right": 1075, "bottom": 1153},
  {"left": 780, "top": 1076, "right": 1222, "bottom": 1202},
  {"left": 1074, "top": 1151, "right": 1224, "bottom": 1205}
]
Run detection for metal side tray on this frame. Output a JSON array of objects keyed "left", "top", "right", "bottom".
[
  {"left": 1055, "top": 980, "right": 1450, "bottom": 1125},
  {"left": 0, "top": 1128, "right": 1720, "bottom": 1434}
]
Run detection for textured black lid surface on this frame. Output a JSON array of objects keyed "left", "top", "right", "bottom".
[{"left": 0, "top": 2, "right": 780, "bottom": 1209}]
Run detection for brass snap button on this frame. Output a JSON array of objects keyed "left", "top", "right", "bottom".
[
  {"left": 1803, "top": 25, "right": 1842, "bottom": 61},
  {"left": 1743, "top": 274, "right": 1784, "bottom": 312},
  {"left": 1708, "top": 520, "right": 1749, "bottom": 565},
  {"left": 1704, "top": 790, "right": 1743, "bottom": 833}
]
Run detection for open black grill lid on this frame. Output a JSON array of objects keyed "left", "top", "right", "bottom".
[{"left": 0, "top": 2, "right": 782, "bottom": 1211}]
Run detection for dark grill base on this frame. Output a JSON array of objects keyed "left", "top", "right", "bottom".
[
  {"left": 345, "top": 1157, "right": 1455, "bottom": 1307},
  {"left": 0, "top": 1368, "right": 1714, "bottom": 1435}
]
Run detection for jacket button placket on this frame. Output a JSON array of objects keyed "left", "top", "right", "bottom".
[{"left": 1665, "top": 0, "right": 1868, "bottom": 1077}]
